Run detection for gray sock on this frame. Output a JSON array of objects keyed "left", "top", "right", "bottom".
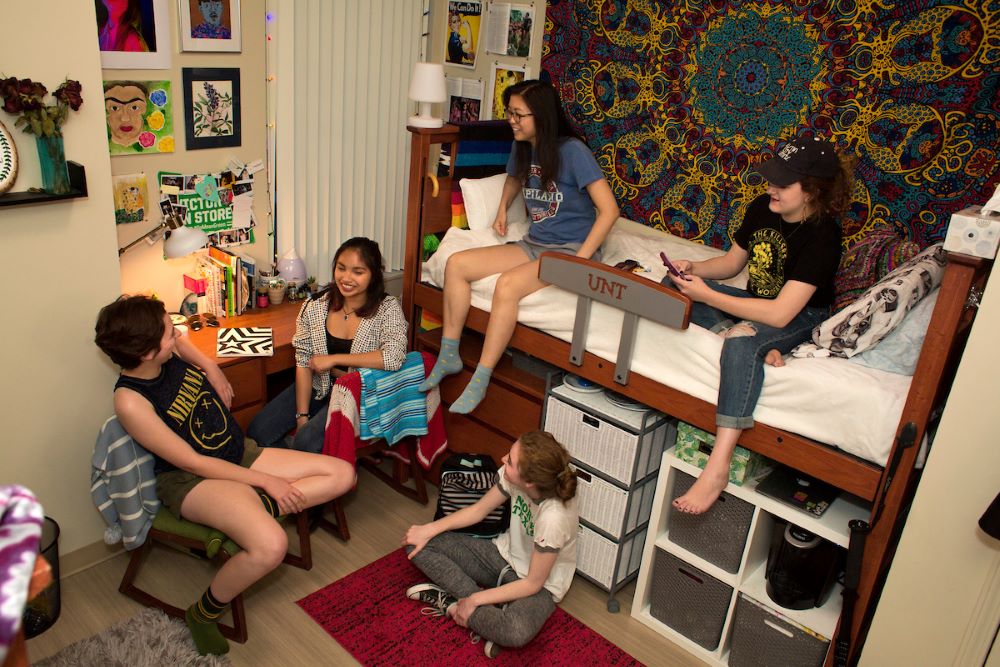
[
  {"left": 449, "top": 365, "right": 493, "bottom": 414},
  {"left": 419, "top": 337, "right": 462, "bottom": 391}
]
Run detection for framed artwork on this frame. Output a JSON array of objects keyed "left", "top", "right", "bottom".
[
  {"left": 97, "top": 0, "right": 172, "bottom": 69},
  {"left": 182, "top": 68, "right": 242, "bottom": 150},
  {"left": 178, "top": 0, "right": 242, "bottom": 52},
  {"left": 112, "top": 173, "right": 148, "bottom": 223},
  {"left": 104, "top": 80, "right": 175, "bottom": 155}
]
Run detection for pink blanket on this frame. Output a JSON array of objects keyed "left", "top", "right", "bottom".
[{"left": 322, "top": 352, "right": 447, "bottom": 469}]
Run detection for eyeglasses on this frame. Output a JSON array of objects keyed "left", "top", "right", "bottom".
[{"left": 507, "top": 110, "right": 533, "bottom": 123}]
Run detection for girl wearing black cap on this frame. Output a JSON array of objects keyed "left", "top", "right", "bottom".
[{"left": 664, "top": 137, "right": 854, "bottom": 514}]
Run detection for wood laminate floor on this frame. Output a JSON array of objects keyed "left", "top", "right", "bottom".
[{"left": 26, "top": 468, "right": 705, "bottom": 666}]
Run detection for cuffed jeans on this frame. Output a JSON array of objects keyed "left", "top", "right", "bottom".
[
  {"left": 246, "top": 383, "right": 328, "bottom": 454},
  {"left": 688, "top": 281, "right": 828, "bottom": 430},
  {"left": 407, "top": 532, "right": 555, "bottom": 648}
]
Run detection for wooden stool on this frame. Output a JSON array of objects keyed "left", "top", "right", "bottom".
[{"left": 119, "top": 508, "right": 312, "bottom": 643}]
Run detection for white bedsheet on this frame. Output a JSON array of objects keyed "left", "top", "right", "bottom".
[{"left": 422, "top": 219, "right": 909, "bottom": 466}]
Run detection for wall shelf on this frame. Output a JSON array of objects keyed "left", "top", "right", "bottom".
[{"left": 0, "top": 161, "right": 87, "bottom": 207}]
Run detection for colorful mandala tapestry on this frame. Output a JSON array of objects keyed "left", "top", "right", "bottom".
[{"left": 542, "top": 0, "right": 1000, "bottom": 250}]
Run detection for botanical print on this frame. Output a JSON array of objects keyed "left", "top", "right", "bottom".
[
  {"left": 191, "top": 80, "right": 233, "bottom": 138},
  {"left": 103, "top": 79, "right": 174, "bottom": 155}
]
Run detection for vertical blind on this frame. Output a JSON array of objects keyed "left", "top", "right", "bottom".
[{"left": 273, "top": 0, "right": 424, "bottom": 282}]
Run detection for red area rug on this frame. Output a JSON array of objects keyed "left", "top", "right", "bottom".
[{"left": 297, "top": 549, "right": 643, "bottom": 666}]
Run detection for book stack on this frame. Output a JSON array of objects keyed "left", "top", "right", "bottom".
[{"left": 193, "top": 245, "right": 256, "bottom": 318}]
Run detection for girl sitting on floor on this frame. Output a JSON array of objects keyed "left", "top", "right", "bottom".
[
  {"left": 247, "top": 237, "right": 408, "bottom": 454},
  {"left": 402, "top": 431, "right": 578, "bottom": 658}
]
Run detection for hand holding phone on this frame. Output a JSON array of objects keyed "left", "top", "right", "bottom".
[{"left": 659, "top": 251, "right": 685, "bottom": 278}]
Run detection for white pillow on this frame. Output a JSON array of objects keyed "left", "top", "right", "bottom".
[
  {"left": 793, "top": 244, "right": 946, "bottom": 359},
  {"left": 848, "top": 288, "right": 938, "bottom": 375},
  {"left": 459, "top": 173, "right": 529, "bottom": 231}
]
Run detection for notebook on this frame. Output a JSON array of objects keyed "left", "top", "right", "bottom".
[
  {"left": 754, "top": 465, "right": 840, "bottom": 517},
  {"left": 216, "top": 327, "right": 273, "bottom": 357}
]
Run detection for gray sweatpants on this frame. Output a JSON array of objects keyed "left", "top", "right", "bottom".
[{"left": 409, "top": 531, "right": 556, "bottom": 647}]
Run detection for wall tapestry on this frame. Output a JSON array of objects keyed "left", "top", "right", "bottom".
[{"left": 542, "top": 0, "right": 999, "bottom": 250}]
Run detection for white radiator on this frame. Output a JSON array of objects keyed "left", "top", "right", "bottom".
[{"left": 271, "top": 0, "right": 425, "bottom": 281}]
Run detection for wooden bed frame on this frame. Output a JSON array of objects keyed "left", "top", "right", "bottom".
[{"left": 400, "top": 124, "right": 992, "bottom": 661}]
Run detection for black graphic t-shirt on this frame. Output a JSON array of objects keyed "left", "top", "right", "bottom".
[
  {"left": 115, "top": 356, "right": 244, "bottom": 475},
  {"left": 733, "top": 193, "right": 841, "bottom": 308}
]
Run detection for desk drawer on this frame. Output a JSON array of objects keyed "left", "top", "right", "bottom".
[{"left": 222, "top": 359, "right": 265, "bottom": 410}]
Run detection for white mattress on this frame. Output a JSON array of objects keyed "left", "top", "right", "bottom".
[{"left": 422, "top": 219, "right": 909, "bottom": 466}]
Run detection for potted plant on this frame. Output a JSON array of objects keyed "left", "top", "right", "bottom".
[
  {"left": 306, "top": 275, "right": 319, "bottom": 294},
  {"left": 267, "top": 278, "right": 287, "bottom": 305}
]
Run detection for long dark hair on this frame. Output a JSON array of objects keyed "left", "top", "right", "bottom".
[
  {"left": 503, "top": 80, "right": 582, "bottom": 188},
  {"left": 324, "top": 237, "right": 386, "bottom": 318}
]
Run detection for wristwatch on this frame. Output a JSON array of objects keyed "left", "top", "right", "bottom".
[{"left": 295, "top": 412, "right": 310, "bottom": 419}]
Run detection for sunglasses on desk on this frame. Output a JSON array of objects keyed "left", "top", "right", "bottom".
[{"left": 186, "top": 314, "right": 220, "bottom": 331}]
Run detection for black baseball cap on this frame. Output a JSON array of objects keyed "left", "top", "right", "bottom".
[{"left": 756, "top": 137, "right": 839, "bottom": 186}]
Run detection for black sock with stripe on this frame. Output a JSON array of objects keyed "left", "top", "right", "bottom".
[
  {"left": 186, "top": 587, "right": 229, "bottom": 655},
  {"left": 258, "top": 491, "right": 281, "bottom": 517}
]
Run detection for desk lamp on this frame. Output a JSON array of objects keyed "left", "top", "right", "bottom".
[
  {"left": 407, "top": 62, "right": 447, "bottom": 128},
  {"left": 118, "top": 209, "right": 209, "bottom": 258}
]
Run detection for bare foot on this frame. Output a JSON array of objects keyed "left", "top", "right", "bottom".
[
  {"left": 764, "top": 349, "right": 785, "bottom": 367},
  {"left": 673, "top": 465, "right": 729, "bottom": 514}
]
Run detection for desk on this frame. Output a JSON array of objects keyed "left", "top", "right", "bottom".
[{"left": 184, "top": 300, "right": 301, "bottom": 430}]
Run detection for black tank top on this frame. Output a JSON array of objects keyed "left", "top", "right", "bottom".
[
  {"left": 115, "top": 356, "right": 244, "bottom": 475},
  {"left": 325, "top": 331, "right": 353, "bottom": 373}
]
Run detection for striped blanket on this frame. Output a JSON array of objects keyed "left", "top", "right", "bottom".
[
  {"left": 359, "top": 352, "right": 428, "bottom": 445},
  {"left": 322, "top": 352, "right": 447, "bottom": 470}
]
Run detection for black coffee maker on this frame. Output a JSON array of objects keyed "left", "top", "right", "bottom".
[{"left": 765, "top": 522, "right": 840, "bottom": 610}]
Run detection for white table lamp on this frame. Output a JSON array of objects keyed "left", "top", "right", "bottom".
[{"left": 408, "top": 62, "right": 447, "bottom": 128}]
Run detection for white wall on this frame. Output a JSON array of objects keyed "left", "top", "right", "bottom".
[
  {"left": 0, "top": 2, "right": 123, "bottom": 554},
  {"left": 861, "top": 268, "right": 1000, "bottom": 664}
]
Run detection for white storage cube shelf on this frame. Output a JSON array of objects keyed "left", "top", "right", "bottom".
[{"left": 631, "top": 450, "right": 872, "bottom": 667}]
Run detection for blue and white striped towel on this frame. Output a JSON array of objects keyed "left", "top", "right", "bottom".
[{"left": 358, "top": 351, "right": 429, "bottom": 445}]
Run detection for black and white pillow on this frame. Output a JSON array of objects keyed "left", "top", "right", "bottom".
[{"left": 793, "top": 244, "right": 946, "bottom": 359}]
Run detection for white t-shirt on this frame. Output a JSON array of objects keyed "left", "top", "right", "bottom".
[{"left": 492, "top": 466, "right": 579, "bottom": 602}]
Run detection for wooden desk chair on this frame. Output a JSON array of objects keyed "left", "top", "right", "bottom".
[{"left": 119, "top": 507, "right": 312, "bottom": 643}]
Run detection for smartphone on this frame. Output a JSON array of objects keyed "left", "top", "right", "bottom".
[{"left": 659, "top": 251, "right": 684, "bottom": 278}]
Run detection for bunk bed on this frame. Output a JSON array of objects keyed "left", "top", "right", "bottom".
[{"left": 400, "top": 123, "right": 992, "bottom": 661}]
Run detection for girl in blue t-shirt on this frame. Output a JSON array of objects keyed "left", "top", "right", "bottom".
[{"left": 419, "top": 80, "right": 619, "bottom": 413}]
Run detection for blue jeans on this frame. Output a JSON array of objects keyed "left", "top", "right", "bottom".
[
  {"left": 686, "top": 281, "right": 828, "bottom": 430},
  {"left": 246, "top": 382, "right": 328, "bottom": 454}
]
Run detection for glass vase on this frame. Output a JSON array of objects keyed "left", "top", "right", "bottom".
[{"left": 35, "top": 135, "right": 71, "bottom": 195}]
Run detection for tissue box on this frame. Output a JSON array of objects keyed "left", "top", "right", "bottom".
[
  {"left": 943, "top": 205, "right": 1000, "bottom": 259},
  {"left": 674, "top": 422, "right": 767, "bottom": 486}
]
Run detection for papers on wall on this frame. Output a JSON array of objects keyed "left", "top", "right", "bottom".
[
  {"left": 444, "top": 1, "right": 482, "bottom": 69},
  {"left": 447, "top": 77, "right": 485, "bottom": 123},
  {"left": 485, "top": 3, "right": 534, "bottom": 57},
  {"left": 157, "top": 159, "right": 261, "bottom": 248},
  {"left": 488, "top": 63, "right": 529, "bottom": 120}
]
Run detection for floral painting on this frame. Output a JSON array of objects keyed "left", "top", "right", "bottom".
[
  {"left": 182, "top": 67, "right": 241, "bottom": 149},
  {"left": 103, "top": 79, "right": 174, "bottom": 155}
]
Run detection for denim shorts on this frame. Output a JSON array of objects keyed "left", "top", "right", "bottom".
[{"left": 156, "top": 438, "right": 264, "bottom": 519}]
